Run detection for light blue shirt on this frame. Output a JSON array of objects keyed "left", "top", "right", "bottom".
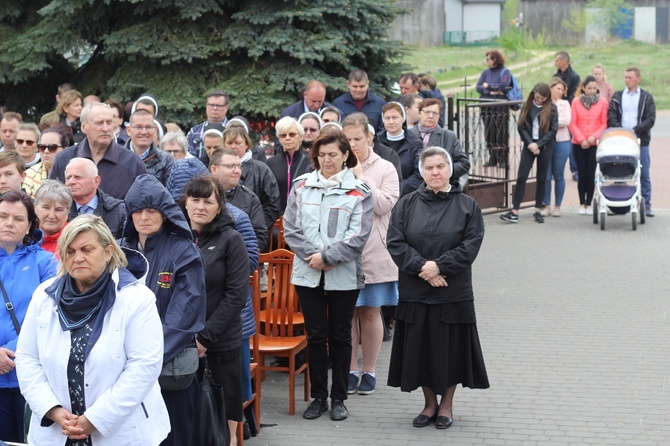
[
  {"left": 621, "top": 87, "right": 640, "bottom": 130},
  {"left": 76, "top": 194, "right": 99, "bottom": 214}
]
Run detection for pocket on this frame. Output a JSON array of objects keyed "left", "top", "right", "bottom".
[{"left": 327, "top": 208, "right": 339, "bottom": 238}]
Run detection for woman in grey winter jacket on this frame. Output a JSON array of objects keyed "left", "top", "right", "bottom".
[{"left": 284, "top": 129, "right": 373, "bottom": 422}]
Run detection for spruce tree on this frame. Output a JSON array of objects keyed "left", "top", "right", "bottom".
[{"left": 0, "top": 1, "right": 405, "bottom": 127}]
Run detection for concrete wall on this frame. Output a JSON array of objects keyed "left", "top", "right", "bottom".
[
  {"left": 464, "top": 4, "right": 502, "bottom": 41},
  {"left": 635, "top": 7, "right": 657, "bottom": 42}
]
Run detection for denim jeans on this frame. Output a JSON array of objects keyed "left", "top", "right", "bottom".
[
  {"left": 544, "top": 140, "right": 572, "bottom": 207},
  {"left": 640, "top": 145, "right": 651, "bottom": 207}
]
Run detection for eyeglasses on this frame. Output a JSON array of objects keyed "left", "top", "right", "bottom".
[
  {"left": 207, "top": 103, "right": 228, "bottom": 108},
  {"left": 15, "top": 139, "right": 36, "bottom": 146},
  {"left": 278, "top": 132, "right": 298, "bottom": 139},
  {"left": 486, "top": 57, "right": 492, "bottom": 61},
  {"left": 421, "top": 110, "right": 440, "bottom": 116},
  {"left": 303, "top": 128, "right": 319, "bottom": 133},
  {"left": 37, "top": 144, "right": 62, "bottom": 153},
  {"left": 130, "top": 125, "right": 156, "bottom": 132},
  {"left": 213, "top": 163, "right": 242, "bottom": 170}
]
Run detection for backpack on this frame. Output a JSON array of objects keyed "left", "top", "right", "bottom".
[{"left": 500, "top": 68, "right": 522, "bottom": 110}]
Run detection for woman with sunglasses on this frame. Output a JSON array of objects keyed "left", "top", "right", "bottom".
[
  {"left": 298, "top": 112, "right": 322, "bottom": 153},
  {"left": 14, "top": 123, "right": 41, "bottom": 171},
  {"left": 23, "top": 125, "right": 73, "bottom": 198}
]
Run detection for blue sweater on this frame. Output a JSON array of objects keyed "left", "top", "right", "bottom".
[{"left": 0, "top": 235, "right": 57, "bottom": 388}]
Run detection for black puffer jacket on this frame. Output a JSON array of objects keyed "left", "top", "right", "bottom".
[
  {"left": 191, "top": 207, "right": 249, "bottom": 353},
  {"left": 265, "top": 149, "right": 313, "bottom": 215},
  {"left": 120, "top": 174, "right": 207, "bottom": 364},
  {"left": 387, "top": 184, "right": 485, "bottom": 305},
  {"left": 241, "top": 158, "right": 281, "bottom": 228},
  {"left": 125, "top": 142, "right": 174, "bottom": 185}
]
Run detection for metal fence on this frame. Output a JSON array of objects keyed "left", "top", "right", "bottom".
[{"left": 447, "top": 97, "right": 539, "bottom": 213}]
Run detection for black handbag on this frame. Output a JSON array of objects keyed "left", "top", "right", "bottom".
[
  {"left": 191, "top": 357, "right": 229, "bottom": 446},
  {"left": 159, "top": 346, "right": 199, "bottom": 391}
]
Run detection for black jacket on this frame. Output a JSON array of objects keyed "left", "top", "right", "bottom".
[
  {"left": 518, "top": 103, "right": 558, "bottom": 150},
  {"left": 120, "top": 174, "right": 207, "bottom": 364},
  {"left": 554, "top": 65, "right": 581, "bottom": 103},
  {"left": 387, "top": 184, "right": 484, "bottom": 305},
  {"left": 373, "top": 141, "right": 403, "bottom": 189},
  {"left": 240, "top": 158, "right": 281, "bottom": 229},
  {"left": 125, "top": 141, "right": 174, "bottom": 186},
  {"left": 225, "top": 184, "right": 269, "bottom": 251},
  {"left": 408, "top": 126, "right": 471, "bottom": 185},
  {"left": 377, "top": 130, "right": 424, "bottom": 196},
  {"left": 607, "top": 89, "right": 656, "bottom": 147},
  {"left": 265, "top": 149, "right": 313, "bottom": 215},
  {"left": 68, "top": 189, "right": 126, "bottom": 238},
  {"left": 192, "top": 208, "right": 249, "bottom": 353}
]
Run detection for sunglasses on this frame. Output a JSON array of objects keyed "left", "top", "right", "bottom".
[
  {"left": 16, "top": 139, "right": 36, "bottom": 146},
  {"left": 303, "top": 128, "right": 319, "bottom": 133},
  {"left": 278, "top": 132, "right": 298, "bottom": 139},
  {"left": 37, "top": 144, "right": 62, "bottom": 153}
]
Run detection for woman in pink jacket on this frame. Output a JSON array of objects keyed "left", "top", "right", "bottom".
[
  {"left": 568, "top": 75, "right": 609, "bottom": 215},
  {"left": 342, "top": 113, "right": 400, "bottom": 396}
]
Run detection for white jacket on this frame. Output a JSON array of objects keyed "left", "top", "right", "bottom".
[{"left": 15, "top": 264, "right": 170, "bottom": 446}]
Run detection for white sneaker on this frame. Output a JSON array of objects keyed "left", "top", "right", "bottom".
[
  {"left": 578, "top": 207, "right": 587, "bottom": 215},
  {"left": 585, "top": 207, "right": 593, "bottom": 216}
]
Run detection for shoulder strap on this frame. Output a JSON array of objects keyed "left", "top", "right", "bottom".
[{"left": 0, "top": 275, "right": 21, "bottom": 334}]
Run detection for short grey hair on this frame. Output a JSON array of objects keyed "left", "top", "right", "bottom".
[
  {"left": 276, "top": 116, "right": 304, "bottom": 137},
  {"left": 66, "top": 157, "right": 98, "bottom": 178},
  {"left": 16, "top": 123, "right": 40, "bottom": 142},
  {"left": 161, "top": 131, "right": 188, "bottom": 153},
  {"left": 81, "top": 101, "right": 110, "bottom": 125},
  {"left": 57, "top": 214, "right": 128, "bottom": 277},
  {"left": 34, "top": 179, "right": 73, "bottom": 209}
]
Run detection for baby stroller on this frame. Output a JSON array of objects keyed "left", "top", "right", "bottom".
[{"left": 592, "top": 128, "right": 645, "bottom": 230}]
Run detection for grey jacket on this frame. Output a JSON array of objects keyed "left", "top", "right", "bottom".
[{"left": 284, "top": 169, "right": 373, "bottom": 290}]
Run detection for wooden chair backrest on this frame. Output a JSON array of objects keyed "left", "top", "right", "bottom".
[
  {"left": 268, "top": 216, "right": 287, "bottom": 251},
  {"left": 249, "top": 270, "right": 261, "bottom": 358},
  {"left": 258, "top": 249, "right": 300, "bottom": 337}
]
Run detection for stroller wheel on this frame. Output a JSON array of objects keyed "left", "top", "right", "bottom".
[
  {"left": 640, "top": 197, "right": 646, "bottom": 224},
  {"left": 600, "top": 212, "right": 606, "bottom": 231},
  {"left": 632, "top": 211, "right": 637, "bottom": 231},
  {"left": 592, "top": 198, "right": 599, "bottom": 224}
]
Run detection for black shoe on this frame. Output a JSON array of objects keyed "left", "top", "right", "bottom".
[
  {"left": 500, "top": 211, "right": 518, "bottom": 223},
  {"left": 533, "top": 212, "right": 544, "bottom": 223},
  {"left": 303, "top": 398, "right": 328, "bottom": 420},
  {"left": 435, "top": 415, "right": 453, "bottom": 429},
  {"left": 413, "top": 412, "right": 437, "bottom": 428},
  {"left": 330, "top": 400, "right": 349, "bottom": 421}
]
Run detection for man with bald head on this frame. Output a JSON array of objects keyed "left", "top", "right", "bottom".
[
  {"left": 49, "top": 102, "right": 146, "bottom": 199},
  {"left": 64, "top": 157, "right": 126, "bottom": 237},
  {"left": 279, "top": 80, "right": 333, "bottom": 119}
]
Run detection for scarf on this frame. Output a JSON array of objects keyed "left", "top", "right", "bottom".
[
  {"left": 318, "top": 168, "right": 348, "bottom": 189},
  {"left": 580, "top": 93, "right": 600, "bottom": 110},
  {"left": 418, "top": 124, "right": 437, "bottom": 145}
]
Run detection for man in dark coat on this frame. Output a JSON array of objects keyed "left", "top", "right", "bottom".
[
  {"left": 49, "top": 102, "right": 147, "bottom": 199},
  {"left": 280, "top": 80, "right": 333, "bottom": 119},
  {"left": 126, "top": 109, "right": 173, "bottom": 185},
  {"left": 64, "top": 157, "right": 126, "bottom": 237},
  {"left": 332, "top": 70, "right": 387, "bottom": 132}
]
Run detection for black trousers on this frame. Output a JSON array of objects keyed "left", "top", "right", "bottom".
[
  {"left": 573, "top": 144, "right": 598, "bottom": 205},
  {"left": 160, "top": 377, "right": 200, "bottom": 446},
  {"left": 295, "top": 284, "right": 359, "bottom": 401},
  {"left": 513, "top": 143, "right": 553, "bottom": 210}
]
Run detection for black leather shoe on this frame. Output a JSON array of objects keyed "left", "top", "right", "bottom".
[
  {"left": 412, "top": 412, "right": 437, "bottom": 428},
  {"left": 435, "top": 415, "right": 453, "bottom": 429},
  {"left": 303, "top": 398, "right": 328, "bottom": 420},
  {"left": 330, "top": 400, "right": 349, "bottom": 421}
]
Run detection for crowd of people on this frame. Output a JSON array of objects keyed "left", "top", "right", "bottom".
[{"left": 0, "top": 51, "right": 657, "bottom": 444}]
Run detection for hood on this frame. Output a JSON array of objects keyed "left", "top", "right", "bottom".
[
  {"left": 123, "top": 174, "right": 192, "bottom": 241},
  {"left": 119, "top": 247, "right": 149, "bottom": 288}
]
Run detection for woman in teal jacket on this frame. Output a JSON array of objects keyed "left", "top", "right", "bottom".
[{"left": 0, "top": 190, "right": 57, "bottom": 443}]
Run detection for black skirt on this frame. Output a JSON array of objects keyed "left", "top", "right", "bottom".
[{"left": 387, "top": 301, "right": 489, "bottom": 395}]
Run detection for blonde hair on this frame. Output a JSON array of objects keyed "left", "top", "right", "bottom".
[
  {"left": 57, "top": 214, "right": 127, "bottom": 277},
  {"left": 591, "top": 64, "right": 608, "bottom": 82}
]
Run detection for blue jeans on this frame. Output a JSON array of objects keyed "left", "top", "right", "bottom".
[
  {"left": 544, "top": 140, "right": 571, "bottom": 207},
  {"left": 0, "top": 387, "right": 25, "bottom": 443},
  {"left": 640, "top": 145, "right": 651, "bottom": 207}
]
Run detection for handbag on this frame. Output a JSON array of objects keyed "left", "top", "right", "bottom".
[
  {"left": 159, "top": 346, "right": 199, "bottom": 391},
  {"left": 191, "top": 357, "right": 229, "bottom": 446},
  {"left": 0, "top": 275, "right": 21, "bottom": 334}
]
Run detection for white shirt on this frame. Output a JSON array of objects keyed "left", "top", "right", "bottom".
[{"left": 621, "top": 87, "right": 640, "bottom": 130}]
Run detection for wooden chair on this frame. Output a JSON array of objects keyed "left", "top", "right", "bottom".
[
  {"left": 268, "top": 216, "right": 287, "bottom": 251},
  {"left": 256, "top": 249, "right": 309, "bottom": 415},
  {"left": 237, "top": 271, "right": 262, "bottom": 446}
]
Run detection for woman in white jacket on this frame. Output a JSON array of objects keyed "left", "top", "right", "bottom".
[{"left": 16, "top": 214, "right": 169, "bottom": 446}]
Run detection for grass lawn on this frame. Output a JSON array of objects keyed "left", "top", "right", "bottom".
[{"left": 403, "top": 40, "right": 669, "bottom": 109}]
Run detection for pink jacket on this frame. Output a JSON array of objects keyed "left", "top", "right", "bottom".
[
  {"left": 358, "top": 150, "right": 400, "bottom": 284},
  {"left": 569, "top": 96, "right": 609, "bottom": 145}
]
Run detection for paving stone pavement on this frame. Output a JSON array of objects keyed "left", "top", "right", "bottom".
[{"left": 245, "top": 116, "right": 670, "bottom": 445}]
